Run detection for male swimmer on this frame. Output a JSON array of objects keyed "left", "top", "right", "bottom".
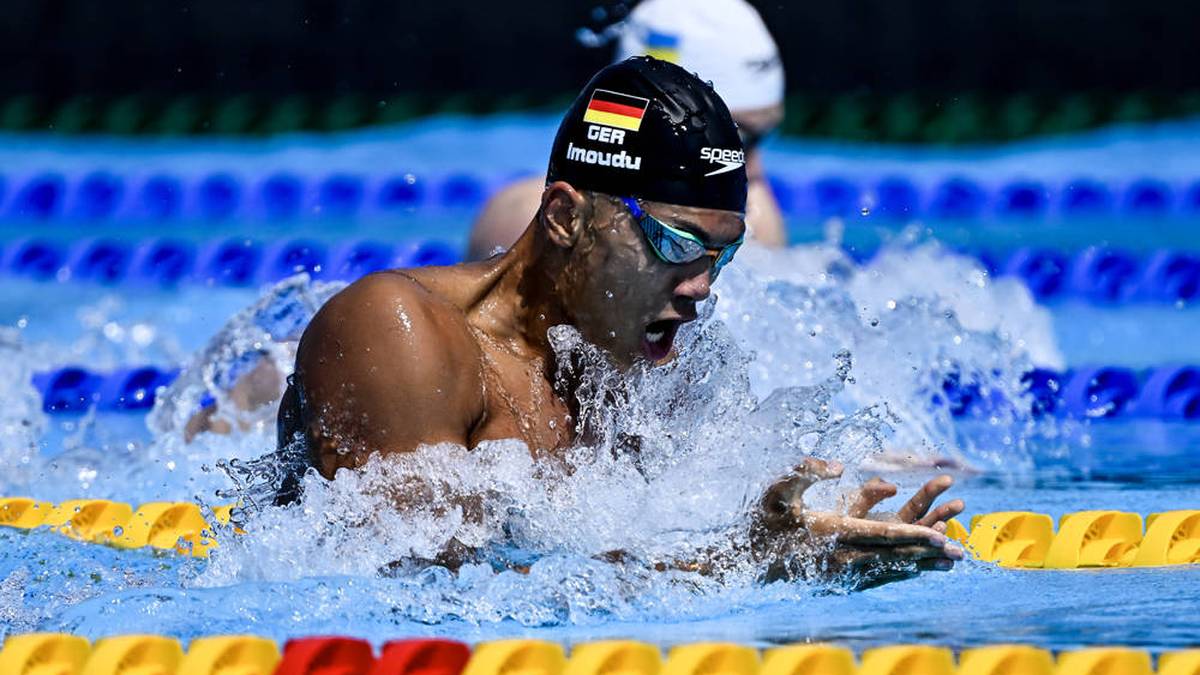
[
  {"left": 467, "top": 0, "right": 789, "bottom": 259},
  {"left": 278, "top": 57, "right": 965, "bottom": 588}
]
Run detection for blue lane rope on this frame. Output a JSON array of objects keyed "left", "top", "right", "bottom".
[
  {"left": 27, "top": 363, "right": 1200, "bottom": 420},
  {"left": 0, "top": 236, "right": 1196, "bottom": 304},
  {"left": 3, "top": 170, "right": 1200, "bottom": 221},
  {"left": 2, "top": 170, "right": 488, "bottom": 221},
  {"left": 0, "top": 237, "right": 462, "bottom": 286}
]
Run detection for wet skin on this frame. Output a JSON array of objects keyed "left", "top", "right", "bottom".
[{"left": 279, "top": 181, "right": 964, "bottom": 586}]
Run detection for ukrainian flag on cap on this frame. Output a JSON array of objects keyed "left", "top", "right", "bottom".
[
  {"left": 614, "top": 0, "right": 785, "bottom": 111},
  {"left": 644, "top": 29, "right": 680, "bottom": 63}
]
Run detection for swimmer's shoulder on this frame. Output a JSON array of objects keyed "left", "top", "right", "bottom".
[
  {"left": 340, "top": 268, "right": 459, "bottom": 313},
  {"left": 294, "top": 270, "right": 485, "bottom": 464},
  {"left": 299, "top": 270, "right": 484, "bottom": 385}
]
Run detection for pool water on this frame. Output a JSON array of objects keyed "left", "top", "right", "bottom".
[
  {"left": 0, "top": 119, "right": 1198, "bottom": 652},
  {"left": 2, "top": 482, "right": 1199, "bottom": 651}
]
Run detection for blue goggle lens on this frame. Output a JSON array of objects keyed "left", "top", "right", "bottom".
[
  {"left": 651, "top": 226, "right": 708, "bottom": 264},
  {"left": 622, "top": 197, "right": 742, "bottom": 278}
]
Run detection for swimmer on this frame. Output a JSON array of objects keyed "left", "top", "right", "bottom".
[
  {"left": 466, "top": 0, "right": 788, "bottom": 260},
  {"left": 278, "top": 57, "right": 964, "bottom": 587}
]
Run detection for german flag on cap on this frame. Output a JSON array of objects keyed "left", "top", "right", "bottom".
[{"left": 583, "top": 89, "right": 650, "bottom": 132}]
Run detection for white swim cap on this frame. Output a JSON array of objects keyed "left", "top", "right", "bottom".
[{"left": 615, "top": 0, "right": 785, "bottom": 112}]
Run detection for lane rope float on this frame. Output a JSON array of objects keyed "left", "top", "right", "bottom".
[
  {"left": 0, "top": 635, "right": 1197, "bottom": 675},
  {"left": 2, "top": 497, "right": 1197, "bottom": 570}
]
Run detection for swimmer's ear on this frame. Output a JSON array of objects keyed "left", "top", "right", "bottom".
[{"left": 540, "top": 181, "right": 591, "bottom": 250}]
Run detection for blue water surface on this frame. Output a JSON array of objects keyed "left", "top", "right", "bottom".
[{"left": 0, "top": 118, "right": 1197, "bottom": 652}]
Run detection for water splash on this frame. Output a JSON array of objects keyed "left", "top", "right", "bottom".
[
  {"left": 0, "top": 238, "right": 1068, "bottom": 629},
  {"left": 193, "top": 236, "right": 1061, "bottom": 622},
  {"left": 148, "top": 275, "right": 344, "bottom": 439},
  {"left": 0, "top": 327, "right": 48, "bottom": 491},
  {"left": 713, "top": 237, "right": 1063, "bottom": 467}
]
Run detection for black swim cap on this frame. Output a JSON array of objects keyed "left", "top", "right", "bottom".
[{"left": 546, "top": 56, "right": 747, "bottom": 213}]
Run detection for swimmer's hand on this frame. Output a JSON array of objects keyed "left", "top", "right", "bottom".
[{"left": 751, "top": 458, "right": 965, "bottom": 590}]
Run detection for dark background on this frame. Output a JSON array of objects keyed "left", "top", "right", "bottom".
[{"left": 3, "top": 0, "right": 1198, "bottom": 97}]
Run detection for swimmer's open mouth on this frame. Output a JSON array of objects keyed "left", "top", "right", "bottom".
[{"left": 642, "top": 319, "right": 682, "bottom": 362}]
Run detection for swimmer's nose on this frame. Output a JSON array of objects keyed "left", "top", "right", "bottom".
[{"left": 674, "top": 263, "right": 712, "bottom": 303}]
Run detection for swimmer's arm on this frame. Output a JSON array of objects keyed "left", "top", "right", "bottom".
[
  {"left": 749, "top": 460, "right": 966, "bottom": 589},
  {"left": 185, "top": 357, "right": 286, "bottom": 441},
  {"left": 293, "top": 272, "right": 485, "bottom": 478},
  {"left": 598, "top": 460, "right": 964, "bottom": 586}
]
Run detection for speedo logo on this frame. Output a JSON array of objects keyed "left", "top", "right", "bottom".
[
  {"left": 566, "top": 142, "right": 643, "bottom": 171},
  {"left": 700, "top": 147, "right": 745, "bottom": 177}
]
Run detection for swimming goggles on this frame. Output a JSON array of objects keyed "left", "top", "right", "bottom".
[{"left": 620, "top": 197, "right": 743, "bottom": 280}]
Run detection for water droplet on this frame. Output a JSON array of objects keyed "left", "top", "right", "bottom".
[
  {"left": 605, "top": 290, "right": 614, "bottom": 299},
  {"left": 860, "top": 207, "right": 871, "bottom": 216},
  {"left": 112, "top": 526, "right": 123, "bottom": 537}
]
